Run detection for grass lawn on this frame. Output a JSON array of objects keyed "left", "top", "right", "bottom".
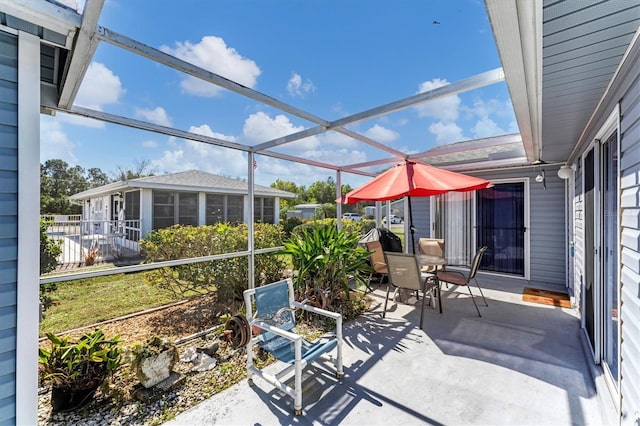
[{"left": 39, "top": 272, "right": 182, "bottom": 335}]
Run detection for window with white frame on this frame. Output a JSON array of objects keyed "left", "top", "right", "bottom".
[
  {"left": 206, "top": 194, "right": 244, "bottom": 224},
  {"left": 254, "top": 197, "right": 275, "bottom": 223}
]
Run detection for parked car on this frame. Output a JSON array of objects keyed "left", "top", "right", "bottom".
[
  {"left": 383, "top": 215, "right": 403, "bottom": 224},
  {"left": 342, "top": 213, "right": 363, "bottom": 221}
]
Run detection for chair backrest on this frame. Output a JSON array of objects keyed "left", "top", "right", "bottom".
[
  {"left": 365, "top": 240, "right": 388, "bottom": 274},
  {"left": 384, "top": 252, "right": 422, "bottom": 291},
  {"left": 250, "top": 279, "right": 296, "bottom": 331},
  {"left": 418, "top": 238, "right": 445, "bottom": 257},
  {"left": 468, "top": 246, "right": 488, "bottom": 280}
]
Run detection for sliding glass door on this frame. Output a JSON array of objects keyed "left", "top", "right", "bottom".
[
  {"left": 435, "top": 180, "right": 527, "bottom": 276},
  {"left": 602, "top": 131, "right": 619, "bottom": 383},
  {"left": 476, "top": 183, "right": 526, "bottom": 275}
]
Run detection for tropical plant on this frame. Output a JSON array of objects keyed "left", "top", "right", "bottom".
[
  {"left": 278, "top": 223, "right": 372, "bottom": 310},
  {"left": 38, "top": 329, "right": 122, "bottom": 392}
]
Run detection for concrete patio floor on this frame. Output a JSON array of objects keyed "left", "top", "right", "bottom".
[{"left": 167, "top": 275, "right": 608, "bottom": 425}]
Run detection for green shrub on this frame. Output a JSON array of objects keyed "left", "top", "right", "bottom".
[
  {"left": 282, "top": 216, "right": 303, "bottom": 237},
  {"left": 140, "top": 223, "right": 286, "bottom": 302},
  {"left": 279, "top": 223, "right": 372, "bottom": 310},
  {"left": 40, "top": 219, "right": 62, "bottom": 274}
]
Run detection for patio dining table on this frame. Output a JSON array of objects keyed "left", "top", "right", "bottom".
[{"left": 417, "top": 254, "right": 447, "bottom": 314}]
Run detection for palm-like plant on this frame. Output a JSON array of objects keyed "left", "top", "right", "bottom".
[{"left": 279, "top": 224, "right": 372, "bottom": 307}]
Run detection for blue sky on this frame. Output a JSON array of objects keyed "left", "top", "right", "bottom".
[{"left": 41, "top": 0, "right": 517, "bottom": 188}]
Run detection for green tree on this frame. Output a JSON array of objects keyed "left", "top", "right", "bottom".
[
  {"left": 112, "top": 159, "right": 155, "bottom": 181},
  {"left": 87, "top": 167, "right": 110, "bottom": 188},
  {"left": 40, "top": 159, "right": 87, "bottom": 214}
]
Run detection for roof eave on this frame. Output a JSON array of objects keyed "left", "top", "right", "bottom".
[{"left": 485, "top": 0, "right": 542, "bottom": 163}]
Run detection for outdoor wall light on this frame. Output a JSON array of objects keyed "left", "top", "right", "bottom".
[
  {"left": 535, "top": 169, "right": 546, "bottom": 189},
  {"left": 557, "top": 165, "right": 573, "bottom": 180}
]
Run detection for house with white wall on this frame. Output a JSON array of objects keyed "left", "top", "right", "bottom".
[{"left": 69, "top": 169, "right": 293, "bottom": 239}]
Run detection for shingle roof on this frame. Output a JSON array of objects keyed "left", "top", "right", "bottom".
[{"left": 70, "top": 170, "right": 294, "bottom": 200}]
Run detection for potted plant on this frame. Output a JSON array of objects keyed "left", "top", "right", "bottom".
[
  {"left": 129, "top": 336, "right": 178, "bottom": 388},
  {"left": 38, "top": 329, "right": 122, "bottom": 411}
]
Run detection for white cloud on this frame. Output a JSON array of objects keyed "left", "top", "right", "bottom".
[
  {"left": 135, "top": 107, "right": 172, "bottom": 127},
  {"left": 286, "top": 73, "right": 316, "bottom": 97},
  {"left": 415, "top": 78, "right": 460, "bottom": 122},
  {"left": 363, "top": 124, "right": 399, "bottom": 144},
  {"left": 190, "top": 124, "right": 239, "bottom": 143},
  {"left": 142, "top": 140, "right": 159, "bottom": 148},
  {"left": 40, "top": 117, "right": 79, "bottom": 164},
  {"left": 161, "top": 36, "right": 261, "bottom": 97},
  {"left": 429, "top": 121, "right": 465, "bottom": 145},
  {"left": 471, "top": 117, "right": 503, "bottom": 139},
  {"left": 150, "top": 124, "right": 245, "bottom": 176},
  {"left": 241, "top": 111, "right": 320, "bottom": 150},
  {"left": 60, "top": 62, "right": 126, "bottom": 128},
  {"left": 75, "top": 62, "right": 125, "bottom": 110}
]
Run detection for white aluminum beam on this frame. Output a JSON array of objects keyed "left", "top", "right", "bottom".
[
  {"left": 485, "top": 0, "right": 541, "bottom": 162},
  {"left": 253, "top": 67, "right": 505, "bottom": 151},
  {"left": 56, "top": 105, "right": 376, "bottom": 176},
  {"left": 66, "top": 106, "right": 251, "bottom": 151},
  {"left": 57, "top": 0, "right": 104, "bottom": 109},
  {"left": 95, "top": 26, "right": 331, "bottom": 128}
]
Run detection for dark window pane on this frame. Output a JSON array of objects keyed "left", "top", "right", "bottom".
[
  {"left": 153, "top": 190, "right": 175, "bottom": 229},
  {"left": 178, "top": 192, "right": 198, "bottom": 226},
  {"left": 263, "top": 198, "right": 275, "bottom": 223},
  {"left": 124, "top": 190, "right": 140, "bottom": 220},
  {"left": 206, "top": 194, "right": 224, "bottom": 224},
  {"left": 227, "top": 195, "right": 244, "bottom": 223}
]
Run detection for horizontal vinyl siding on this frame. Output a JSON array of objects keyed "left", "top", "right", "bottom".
[
  {"left": 473, "top": 168, "right": 566, "bottom": 286},
  {"left": 0, "top": 30, "right": 17, "bottom": 425},
  {"left": 409, "top": 197, "right": 430, "bottom": 253},
  {"left": 619, "top": 48, "right": 640, "bottom": 426}
]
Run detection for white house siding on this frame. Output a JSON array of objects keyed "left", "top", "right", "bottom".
[
  {"left": 409, "top": 167, "right": 566, "bottom": 287},
  {"left": 618, "top": 49, "right": 640, "bottom": 426},
  {"left": 0, "top": 29, "right": 17, "bottom": 425},
  {"left": 409, "top": 197, "right": 431, "bottom": 254},
  {"left": 473, "top": 168, "right": 567, "bottom": 287},
  {"left": 571, "top": 38, "right": 640, "bottom": 425}
]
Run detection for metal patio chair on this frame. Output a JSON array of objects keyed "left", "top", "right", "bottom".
[
  {"left": 365, "top": 240, "right": 388, "bottom": 292},
  {"left": 435, "top": 246, "right": 489, "bottom": 317},
  {"left": 243, "top": 278, "right": 343, "bottom": 415},
  {"left": 383, "top": 252, "right": 439, "bottom": 329}
]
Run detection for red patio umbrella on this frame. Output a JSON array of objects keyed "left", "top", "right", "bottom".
[{"left": 340, "top": 160, "right": 492, "bottom": 253}]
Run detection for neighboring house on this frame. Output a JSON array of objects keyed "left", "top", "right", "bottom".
[
  {"left": 286, "top": 203, "right": 323, "bottom": 220},
  {"left": 68, "top": 170, "right": 294, "bottom": 239},
  {"left": 2, "top": 2, "right": 639, "bottom": 425}
]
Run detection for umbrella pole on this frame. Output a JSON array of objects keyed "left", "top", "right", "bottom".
[{"left": 408, "top": 195, "right": 415, "bottom": 254}]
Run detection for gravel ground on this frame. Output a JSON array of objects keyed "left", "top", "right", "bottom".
[
  {"left": 37, "top": 294, "right": 256, "bottom": 425},
  {"left": 38, "top": 332, "right": 270, "bottom": 425},
  {"left": 37, "top": 290, "right": 369, "bottom": 425}
]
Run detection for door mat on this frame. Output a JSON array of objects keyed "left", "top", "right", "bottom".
[{"left": 522, "top": 287, "right": 572, "bottom": 308}]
